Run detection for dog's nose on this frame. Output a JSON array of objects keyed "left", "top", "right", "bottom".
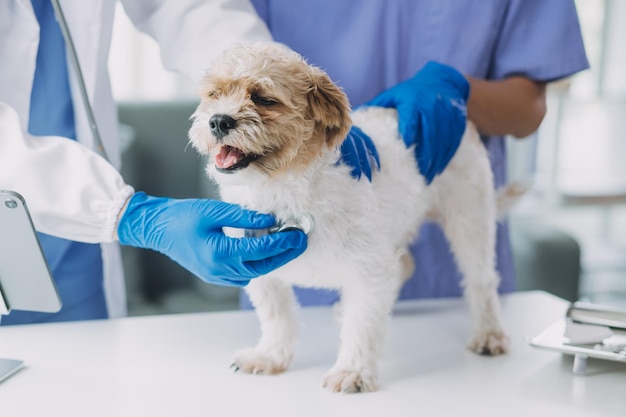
[{"left": 209, "top": 114, "right": 237, "bottom": 138}]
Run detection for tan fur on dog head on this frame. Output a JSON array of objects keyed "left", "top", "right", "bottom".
[{"left": 188, "top": 42, "right": 351, "bottom": 177}]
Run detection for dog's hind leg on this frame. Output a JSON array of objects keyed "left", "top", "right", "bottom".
[
  {"left": 434, "top": 163, "right": 509, "bottom": 355},
  {"left": 322, "top": 263, "right": 403, "bottom": 393},
  {"left": 231, "top": 278, "right": 299, "bottom": 375},
  {"left": 438, "top": 196, "right": 509, "bottom": 354}
]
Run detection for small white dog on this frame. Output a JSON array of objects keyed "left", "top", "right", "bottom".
[{"left": 189, "top": 42, "right": 510, "bottom": 393}]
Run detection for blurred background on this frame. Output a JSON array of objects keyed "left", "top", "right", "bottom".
[{"left": 109, "top": 0, "right": 626, "bottom": 316}]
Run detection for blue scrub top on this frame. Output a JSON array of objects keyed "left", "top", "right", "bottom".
[
  {"left": 243, "top": 0, "right": 589, "bottom": 307},
  {"left": 1, "top": 0, "right": 107, "bottom": 325}
]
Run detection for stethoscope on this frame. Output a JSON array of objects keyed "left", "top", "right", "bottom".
[{"left": 50, "top": 0, "right": 110, "bottom": 163}]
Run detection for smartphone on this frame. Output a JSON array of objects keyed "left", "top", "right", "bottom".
[{"left": 0, "top": 190, "right": 61, "bottom": 314}]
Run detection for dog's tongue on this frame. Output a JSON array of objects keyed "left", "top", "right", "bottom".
[{"left": 216, "top": 146, "right": 243, "bottom": 169}]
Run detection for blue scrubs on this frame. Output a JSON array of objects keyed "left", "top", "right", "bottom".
[
  {"left": 243, "top": 0, "right": 589, "bottom": 307},
  {"left": 1, "top": 0, "right": 107, "bottom": 325}
]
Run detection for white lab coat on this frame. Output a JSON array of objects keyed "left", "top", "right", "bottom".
[{"left": 0, "top": 0, "right": 271, "bottom": 318}]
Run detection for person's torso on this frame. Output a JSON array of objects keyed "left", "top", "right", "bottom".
[
  {"left": 251, "top": 0, "right": 510, "bottom": 105},
  {"left": 246, "top": 0, "right": 515, "bottom": 303}
]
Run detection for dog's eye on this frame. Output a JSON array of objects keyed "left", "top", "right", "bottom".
[
  {"left": 206, "top": 90, "right": 220, "bottom": 99},
  {"left": 251, "top": 94, "right": 277, "bottom": 106}
]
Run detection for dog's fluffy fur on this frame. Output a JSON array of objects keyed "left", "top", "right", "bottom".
[{"left": 189, "top": 42, "right": 509, "bottom": 393}]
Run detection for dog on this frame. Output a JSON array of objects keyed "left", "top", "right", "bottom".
[{"left": 188, "top": 42, "right": 510, "bottom": 393}]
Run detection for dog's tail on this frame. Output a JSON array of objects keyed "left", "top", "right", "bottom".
[{"left": 496, "top": 182, "right": 530, "bottom": 220}]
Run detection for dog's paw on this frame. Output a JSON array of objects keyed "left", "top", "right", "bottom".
[
  {"left": 468, "top": 329, "right": 510, "bottom": 356},
  {"left": 322, "top": 368, "right": 378, "bottom": 394},
  {"left": 231, "top": 347, "right": 292, "bottom": 375}
]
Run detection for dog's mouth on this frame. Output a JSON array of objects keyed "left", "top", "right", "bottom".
[{"left": 215, "top": 145, "right": 260, "bottom": 173}]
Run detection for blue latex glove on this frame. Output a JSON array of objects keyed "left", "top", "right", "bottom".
[
  {"left": 339, "top": 125, "right": 380, "bottom": 181},
  {"left": 366, "top": 61, "right": 470, "bottom": 184},
  {"left": 117, "top": 192, "right": 307, "bottom": 287}
]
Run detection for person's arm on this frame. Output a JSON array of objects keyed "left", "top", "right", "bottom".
[
  {"left": 1, "top": 101, "right": 307, "bottom": 285},
  {"left": 466, "top": 76, "right": 547, "bottom": 139},
  {"left": 0, "top": 101, "right": 134, "bottom": 243},
  {"left": 121, "top": 0, "right": 274, "bottom": 84}
]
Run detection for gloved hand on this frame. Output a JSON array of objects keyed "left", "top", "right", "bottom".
[
  {"left": 117, "top": 192, "right": 307, "bottom": 287},
  {"left": 339, "top": 125, "right": 380, "bottom": 181},
  {"left": 366, "top": 61, "right": 470, "bottom": 184}
]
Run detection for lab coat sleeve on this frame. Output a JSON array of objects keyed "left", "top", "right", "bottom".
[
  {"left": 120, "top": 0, "right": 273, "bottom": 84},
  {"left": 0, "top": 101, "right": 134, "bottom": 243}
]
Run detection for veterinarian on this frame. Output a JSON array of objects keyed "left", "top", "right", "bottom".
[
  {"left": 0, "top": 0, "right": 382, "bottom": 325},
  {"left": 240, "top": 0, "right": 590, "bottom": 307}
]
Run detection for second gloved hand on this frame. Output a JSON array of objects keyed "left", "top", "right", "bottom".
[
  {"left": 117, "top": 192, "right": 307, "bottom": 286},
  {"left": 366, "top": 61, "right": 470, "bottom": 184}
]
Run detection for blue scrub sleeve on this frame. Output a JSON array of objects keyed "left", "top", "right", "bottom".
[{"left": 491, "top": 0, "right": 589, "bottom": 81}]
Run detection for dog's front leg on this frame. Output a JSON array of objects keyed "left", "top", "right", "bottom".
[
  {"left": 232, "top": 278, "right": 299, "bottom": 375},
  {"left": 323, "top": 273, "right": 400, "bottom": 394}
]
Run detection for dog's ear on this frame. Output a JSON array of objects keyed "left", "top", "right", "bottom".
[{"left": 306, "top": 68, "right": 352, "bottom": 149}]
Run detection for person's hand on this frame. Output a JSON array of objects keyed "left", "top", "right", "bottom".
[
  {"left": 366, "top": 61, "right": 470, "bottom": 184},
  {"left": 339, "top": 125, "right": 380, "bottom": 181},
  {"left": 117, "top": 192, "right": 307, "bottom": 286}
]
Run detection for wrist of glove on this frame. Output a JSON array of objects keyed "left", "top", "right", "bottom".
[
  {"left": 366, "top": 61, "right": 470, "bottom": 184},
  {"left": 117, "top": 192, "right": 307, "bottom": 287}
]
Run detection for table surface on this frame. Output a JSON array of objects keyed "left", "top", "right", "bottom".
[{"left": 0, "top": 291, "right": 624, "bottom": 417}]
